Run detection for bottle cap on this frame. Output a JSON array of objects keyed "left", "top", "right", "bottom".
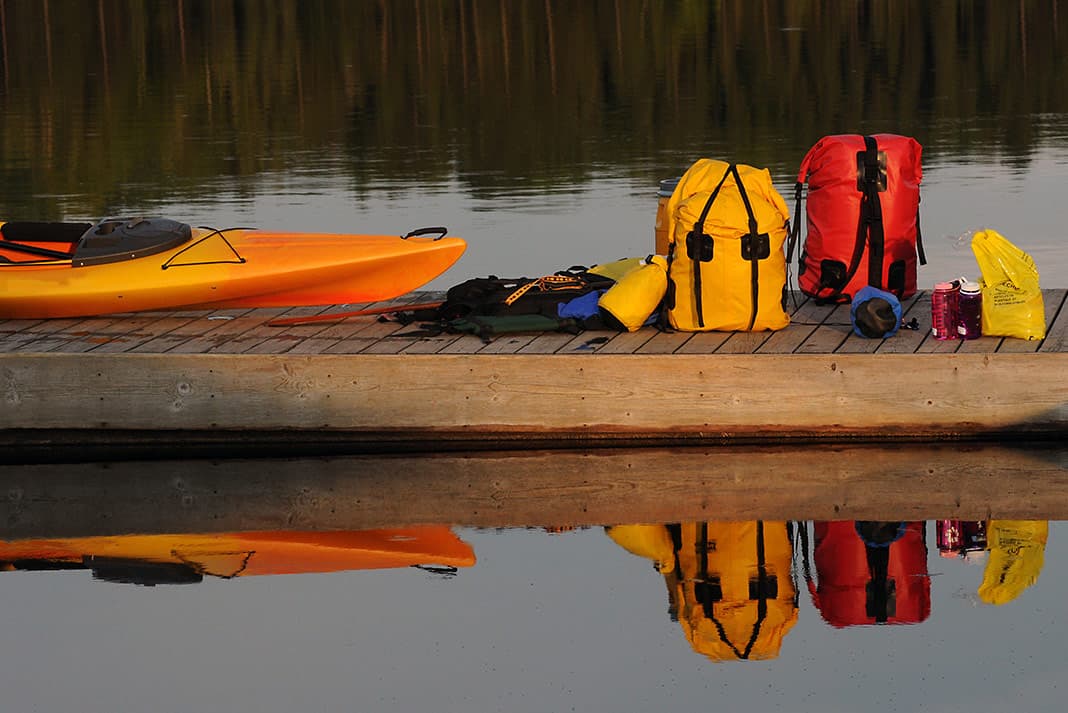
[
  {"left": 934, "top": 281, "right": 955, "bottom": 291},
  {"left": 960, "top": 279, "right": 981, "bottom": 294}
]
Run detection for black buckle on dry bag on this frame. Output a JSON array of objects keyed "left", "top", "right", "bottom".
[
  {"left": 686, "top": 230, "right": 714, "bottom": 261},
  {"left": 856, "top": 145, "right": 887, "bottom": 192},
  {"left": 741, "top": 233, "right": 770, "bottom": 260}
]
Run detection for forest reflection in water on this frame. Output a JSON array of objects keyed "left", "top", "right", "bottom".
[{"left": 3, "top": 1, "right": 1068, "bottom": 218}]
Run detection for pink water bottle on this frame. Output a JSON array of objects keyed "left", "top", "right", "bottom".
[
  {"left": 936, "top": 519, "right": 964, "bottom": 558},
  {"left": 931, "top": 281, "right": 959, "bottom": 340},
  {"left": 956, "top": 279, "right": 982, "bottom": 339}
]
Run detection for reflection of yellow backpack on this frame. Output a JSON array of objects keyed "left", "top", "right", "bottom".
[
  {"left": 663, "top": 160, "right": 791, "bottom": 332},
  {"left": 608, "top": 521, "right": 798, "bottom": 661}
]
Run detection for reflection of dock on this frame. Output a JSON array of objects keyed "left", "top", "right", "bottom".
[
  {"left": 1, "top": 290, "right": 1067, "bottom": 452},
  {"left": 2, "top": 444, "right": 1065, "bottom": 538}
]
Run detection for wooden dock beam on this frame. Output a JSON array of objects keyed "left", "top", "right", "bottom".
[{"left": 1, "top": 352, "right": 1066, "bottom": 453}]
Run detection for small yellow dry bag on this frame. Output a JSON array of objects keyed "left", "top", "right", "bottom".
[{"left": 597, "top": 255, "right": 668, "bottom": 331}]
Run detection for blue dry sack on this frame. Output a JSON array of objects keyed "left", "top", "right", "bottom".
[
  {"left": 850, "top": 286, "right": 902, "bottom": 338},
  {"left": 557, "top": 290, "right": 607, "bottom": 320}
]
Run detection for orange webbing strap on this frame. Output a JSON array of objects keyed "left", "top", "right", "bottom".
[{"left": 503, "top": 275, "right": 587, "bottom": 306}]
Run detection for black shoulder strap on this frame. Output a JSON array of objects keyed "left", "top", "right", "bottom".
[
  {"left": 815, "top": 135, "right": 882, "bottom": 302},
  {"left": 730, "top": 164, "right": 768, "bottom": 330},
  {"left": 688, "top": 167, "right": 732, "bottom": 328},
  {"left": 861, "top": 136, "right": 887, "bottom": 290},
  {"left": 916, "top": 203, "right": 927, "bottom": 265},
  {"left": 786, "top": 181, "right": 804, "bottom": 265}
]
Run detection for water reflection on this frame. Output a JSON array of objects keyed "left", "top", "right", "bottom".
[
  {"left": 0, "top": 527, "right": 476, "bottom": 585},
  {"left": 4, "top": 1, "right": 1068, "bottom": 217},
  {"left": 935, "top": 519, "right": 1050, "bottom": 605},
  {"left": 2, "top": 515, "right": 1050, "bottom": 659},
  {"left": 606, "top": 517, "right": 1052, "bottom": 663},
  {"left": 607, "top": 521, "right": 798, "bottom": 661},
  {"left": 0, "top": 443, "right": 1063, "bottom": 697},
  {"left": 974, "top": 520, "right": 1047, "bottom": 606},
  {"left": 799, "top": 521, "right": 931, "bottom": 627}
]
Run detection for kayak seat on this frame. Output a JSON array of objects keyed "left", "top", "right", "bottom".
[
  {"left": 1, "top": 221, "right": 93, "bottom": 245},
  {"left": 0, "top": 222, "right": 92, "bottom": 260},
  {"left": 72, "top": 218, "right": 193, "bottom": 267}
]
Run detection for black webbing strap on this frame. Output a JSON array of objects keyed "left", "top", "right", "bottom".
[
  {"left": 787, "top": 181, "right": 803, "bottom": 265},
  {"left": 688, "top": 168, "right": 732, "bottom": 329},
  {"left": 862, "top": 136, "right": 886, "bottom": 290},
  {"left": 865, "top": 543, "right": 893, "bottom": 623},
  {"left": 813, "top": 135, "right": 882, "bottom": 302},
  {"left": 916, "top": 205, "right": 927, "bottom": 265},
  {"left": 704, "top": 521, "right": 771, "bottom": 660},
  {"left": 730, "top": 164, "right": 767, "bottom": 331}
]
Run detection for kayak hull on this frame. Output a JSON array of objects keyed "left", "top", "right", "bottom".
[{"left": 0, "top": 228, "right": 466, "bottom": 319}]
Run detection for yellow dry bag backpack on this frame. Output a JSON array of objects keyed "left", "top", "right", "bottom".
[
  {"left": 607, "top": 521, "right": 798, "bottom": 662},
  {"left": 664, "top": 160, "right": 791, "bottom": 331}
]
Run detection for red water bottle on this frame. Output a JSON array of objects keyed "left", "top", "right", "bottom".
[
  {"left": 931, "top": 281, "right": 959, "bottom": 340},
  {"left": 956, "top": 279, "right": 982, "bottom": 339}
]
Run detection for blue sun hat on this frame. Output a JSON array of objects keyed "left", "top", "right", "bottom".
[{"left": 850, "top": 286, "right": 903, "bottom": 338}]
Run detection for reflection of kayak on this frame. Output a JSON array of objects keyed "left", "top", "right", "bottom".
[
  {"left": 0, "top": 527, "right": 477, "bottom": 585},
  {"left": 0, "top": 218, "right": 465, "bottom": 318}
]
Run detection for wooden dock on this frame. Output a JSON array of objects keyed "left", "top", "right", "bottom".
[{"left": 1, "top": 289, "right": 1067, "bottom": 458}]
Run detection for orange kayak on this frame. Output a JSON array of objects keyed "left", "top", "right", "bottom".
[
  {"left": 0, "top": 218, "right": 466, "bottom": 318},
  {"left": 0, "top": 526, "right": 477, "bottom": 584}
]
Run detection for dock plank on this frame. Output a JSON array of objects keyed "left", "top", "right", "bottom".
[
  {"left": 401, "top": 335, "right": 464, "bottom": 354},
  {"left": 878, "top": 293, "right": 932, "bottom": 353},
  {"left": 675, "top": 331, "right": 732, "bottom": 354},
  {"left": 715, "top": 331, "right": 773, "bottom": 354},
  {"left": 84, "top": 313, "right": 202, "bottom": 353},
  {"left": 797, "top": 304, "right": 851, "bottom": 353},
  {"left": 1037, "top": 289, "right": 1068, "bottom": 353},
  {"left": 592, "top": 329, "right": 656, "bottom": 355},
  {"left": 757, "top": 297, "right": 832, "bottom": 354},
  {"left": 518, "top": 332, "right": 585, "bottom": 354}
]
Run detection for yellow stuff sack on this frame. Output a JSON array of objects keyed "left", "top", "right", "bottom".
[
  {"left": 587, "top": 257, "right": 646, "bottom": 282},
  {"left": 664, "top": 159, "right": 790, "bottom": 331},
  {"left": 597, "top": 255, "right": 668, "bottom": 331},
  {"left": 970, "top": 229, "right": 1046, "bottom": 340}
]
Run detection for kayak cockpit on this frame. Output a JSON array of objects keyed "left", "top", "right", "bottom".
[{"left": 0, "top": 218, "right": 192, "bottom": 266}]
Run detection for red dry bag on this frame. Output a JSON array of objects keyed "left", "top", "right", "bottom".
[
  {"left": 789, "top": 134, "right": 925, "bottom": 302},
  {"left": 802, "top": 521, "right": 931, "bottom": 627}
]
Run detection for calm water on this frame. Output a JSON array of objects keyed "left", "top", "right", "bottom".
[
  {"left": 0, "top": 510, "right": 1065, "bottom": 713},
  {"left": 3, "top": 2, "right": 1068, "bottom": 711}
]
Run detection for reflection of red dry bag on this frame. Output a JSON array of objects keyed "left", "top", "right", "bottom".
[
  {"left": 789, "top": 134, "right": 925, "bottom": 302},
  {"left": 802, "top": 521, "right": 930, "bottom": 627}
]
